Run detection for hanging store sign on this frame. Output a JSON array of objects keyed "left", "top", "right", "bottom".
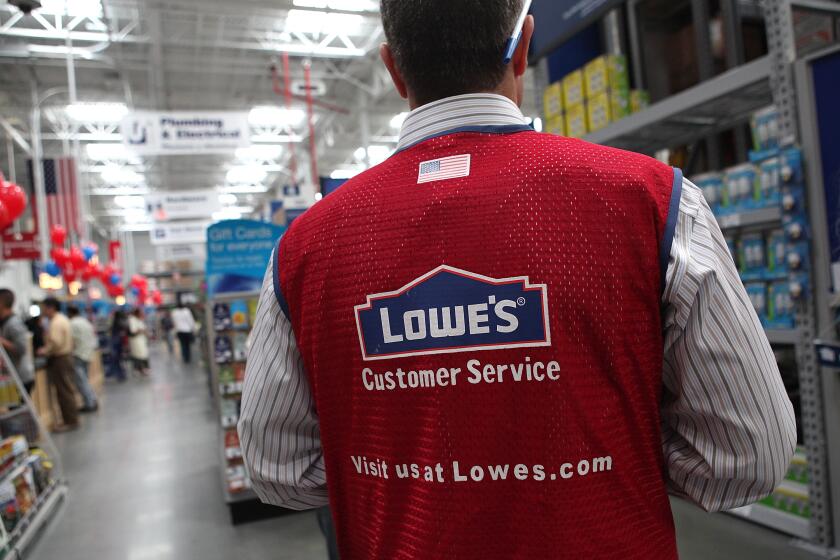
[
  {"left": 291, "top": 80, "right": 327, "bottom": 97},
  {"left": 155, "top": 244, "right": 207, "bottom": 261},
  {"left": 1, "top": 232, "right": 40, "bottom": 261},
  {"left": 150, "top": 221, "right": 210, "bottom": 246},
  {"left": 206, "top": 220, "right": 286, "bottom": 297},
  {"left": 121, "top": 111, "right": 251, "bottom": 156},
  {"left": 530, "top": 0, "right": 625, "bottom": 61},
  {"left": 145, "top": 190, "right": 222, "bottom": 222}
]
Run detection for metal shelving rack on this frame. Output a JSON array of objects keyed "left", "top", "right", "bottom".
[
  {"left": 0, "top": 348, "right": 68, "bottom": 558},
  {"left": 537, "top": 0, "right": 840, "bottom": 552}
]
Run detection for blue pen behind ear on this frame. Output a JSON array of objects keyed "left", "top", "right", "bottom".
[{"left": 503, "top": 0, "right": 533, "bottom": 64}]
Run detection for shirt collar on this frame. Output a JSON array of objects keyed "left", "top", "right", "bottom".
[{"left": 396, "top": 93, "right": 529, "bottom": 151}]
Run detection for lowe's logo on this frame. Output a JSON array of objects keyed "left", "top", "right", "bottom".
[{"left": 354, "top": 265, "right": 551, "bottom": 361}]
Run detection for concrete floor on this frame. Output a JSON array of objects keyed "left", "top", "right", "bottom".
[
  {"left": 26, "top": 347, "right": 327, "bottom": 560},
  {"left": 22, "top": 345, "right": 834, "bottom": 560}
]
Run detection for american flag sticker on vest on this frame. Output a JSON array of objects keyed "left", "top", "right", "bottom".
[{"left": 418, "top": 154, "right": 471, "bottom": 184}]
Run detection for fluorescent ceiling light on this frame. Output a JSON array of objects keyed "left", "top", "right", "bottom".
[
  {"left": 90, "top": 188, "right": 151, "bottom": 196},
  {"left": 286, "top": 9, "right": 364, "bottom": 34},
  {"left": 218, "top": 194, "right": 238, "bottom": 205},
  {"left": 236, "top": 145, "right": 284, "bottom": 161},
  {"left": 100, "top": 164, "right": 144, "bottom": 186},
  {"left": 226, "top": 166, "right": 268, "bottom": 185},
  {"left": 330, "top": 169, "right": 359, "bottom": 179},
  {"left": 40, "top": 0, "right": 103, "bottom": 17},
  {"left": 293, "top": 0, "right": 378, "bottom": 11},
  {"left": 249, "top": 106, "right": 305, "bottom": 128},
  {"left": 86, "top": 143, "right": 138, "bottom": 162},
  {"left": 532, "top": 117, "right": 543, "bottom": 132},
  {"left": 66, "top": 102, "right": 128, "bottom": 124},
  {"left": 219, "top": 185, "right": 270, "bottom": 194},
  {"left": 113, "top": 195, "right": 146, "bottom": 209},
  {"left": 252, "top": 134, "right": 303, "bottom": 144},
  {"left": 355, "top": 145, "right": 392, "bottom": 166},
  {"left": 390, "top": 112, "right": 409, "bottom": 130}
]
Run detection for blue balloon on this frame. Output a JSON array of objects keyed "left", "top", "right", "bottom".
[
  {"left": 110, "top": 273, "right": 121, "bottom": 286},
  {"left": 131, "top": 286, "right": 140, "bottom": 296},
  {"left": 45, "top": 261, "right": 61, "bottom": 277},
  {"left": 82, "top": 246, "right": 96, "bottom": 261}
]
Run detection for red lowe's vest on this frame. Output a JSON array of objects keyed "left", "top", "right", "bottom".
[{"left": 275, "top": 127, "right": 682, "bottom": 559}]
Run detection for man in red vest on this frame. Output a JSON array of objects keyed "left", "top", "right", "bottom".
[{"left": 239, "top": 1, "right": 796, "bottom": 558}]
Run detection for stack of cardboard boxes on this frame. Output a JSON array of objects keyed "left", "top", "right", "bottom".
[{"left": 543, "top": 54, "right": 649, "bottom": 138}]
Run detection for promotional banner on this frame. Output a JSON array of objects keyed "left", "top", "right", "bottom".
[
  {"left": 150, "top": 221, "right": 210, "bottom": 245},
  {"left": 206, "top": 220, "right": 286, "bottom": 297},
  {"left": 146, "top": 190, "right": 222, "bottom": 222},
  {"left": 121, "top": 111, "right": 250, "bottom": 155},
  {"left": 155, "top": 243, "right": 207, "bottom": 261},
  {"left": 530, "top": 0, "right": 625, "bottom": 61},
  {"left": 1, "top": 232, "right": 40, "bottom": 261}
]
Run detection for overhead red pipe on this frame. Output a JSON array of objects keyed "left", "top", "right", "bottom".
[{"left": 282, "top": 53, "right": 297, "bottom": 183}]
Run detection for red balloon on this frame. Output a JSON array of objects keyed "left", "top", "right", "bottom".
[
  {"left": 152, "top": 290, "right": 163, "bottom": 305},
  {"left": 69, "top": 246, "right": 86, "bottom": 268},
  {"left": 50, "top": 247, "right": 70, "bottom": 268},
  {"left": 50, "top": 224, "right": 67, "bottom": 246},
  {"left": 63, "top": 264, "right": 78, "bottom": 283},
  {"left": 0, "top": 183, "right": 26, "bottom": 219},
  {"left": 81, "top": 267, "right": 93, "bottom": 282},
  {"left": 0, "top": 200, "right": 10, "bottom": 231}
]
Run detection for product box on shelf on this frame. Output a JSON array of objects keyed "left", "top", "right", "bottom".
[
  {"left": 767, "top": 281, "right": 795, "bottom": 329},
  {"left": 760, "top": 485, "right": 810, "bottom": 519},
  {"left": 745, "top": 282, "right": 768, "bottom": 322},
  {"left": 545, "top": 115, "right": 565, "bottom": 137},
  {"left": 562, "top": 70, "right": 585, "bottom": 108},
  {"left": 767, "top": 229, "right": 788, "bottom": 276},
  {"left": 751, "top": 106, "right": 781, "bottom": 152},
  {"left": 739, "top": 233, "right": 767, "bottom": 279},
  {"left": 609, "top": 89, "right": 630, "bottom": 122},
  {"left": 214, "top": 335, "right": 233, "bottom": 364},
  {"left": 543, "top": 82, "right": 563, "bottom": 118},
  {"left": 230, "top": 300, "right": 249, "bottom": 330},
  {"left": 583, "top": 54, "right": 629, "bottom": 98},
  {"left": 218, "top": 365, "right": 235, "bottom": 384},
  {"left": 232, "top": 332, "right": 248, "bottom": 362},
  {"left": 630, "top": 89, "right": 650, "bottom": 113},
  {"left": 586, "top": 92, "right": 611, "bottom": 133},
  {"left": 724, "top": 163, "right": 758, "bottom": 212},
  {"left": 213, "top": 302, "right": 232, "bottom": 332},
  {"left": 787, "top": 447, "right": 809, "bottom": 484},
  {"left": 692, "top": 172, "right": 724, "bottom": 210},
  {"left": 724, "top": 236, "right": 738, "bottom": 267},
  {"left": 759, "top": 157, "right": 782, "bottom": 207},
  {"left": 565, "top": 103, "right": 587, "bottom": 138}
]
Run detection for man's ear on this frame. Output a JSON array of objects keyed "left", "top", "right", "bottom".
[
  {"left": 380, "top": 43, "right": 408, "bottom": 100},
  {"left": 513, "top": 15, "right": 534, "bottom": 78}
]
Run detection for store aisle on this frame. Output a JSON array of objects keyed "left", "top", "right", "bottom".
[{"left": 27, "top": 347, "right": 328, "bottom": 560}]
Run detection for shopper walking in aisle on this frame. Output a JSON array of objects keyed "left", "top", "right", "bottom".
[
  {"left": 160, "top": 310, "right": 174, "bottom": 354},
  {"left": 0, "top": 289, "right": 35, "bottom": 394},
  {"left": 37, "top": 298, "right": 79, "bottom": 432},
  {"left": 67, "top": 306, "right": 99, "bottom": 413},
  {"left": 172, "top": 303, "right": 196, "bottom": 364},
  {"left": 107, "top": 310, "right": 128, "bottom": 382},
  {"left": 128, "top": 308, "right": 150, "bottom": 376},
  {"left": 239, "top": 2, "right": 796, "bottom": 558}
]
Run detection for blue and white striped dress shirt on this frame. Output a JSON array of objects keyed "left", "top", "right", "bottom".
[{"left": 238, "top": 93, "right": 796, "bottom": 513}]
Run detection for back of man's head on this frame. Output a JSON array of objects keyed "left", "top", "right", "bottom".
[
  {"left": 380, "top": 0, "right": 522, "bottom": 106},
  {"left": 42, "top": 297, "right": 61, "bottom": 313},
  {"left": 0, "top": 289, "right": 14, "bottom": 313},
  {"left": 66, "top": 305, "right": 80, "bottom": 318}
]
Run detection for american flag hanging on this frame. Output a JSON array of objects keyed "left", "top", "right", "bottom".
[{"left": 32, "top": 158, "right": 81, "bottom": 235}]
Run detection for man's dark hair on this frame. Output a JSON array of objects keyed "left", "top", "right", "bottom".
[
  {"left": 380, "top": 0, "right": 522, "bottom": 106},
  {"left": 42, "top": 297, "right": 61, "bottom": 312},
  {"left": 67, "top": 305, "right": 80, "bottom": 318},
  {"left": 0, "top": 289, "right": 14, "bottom": 311}
]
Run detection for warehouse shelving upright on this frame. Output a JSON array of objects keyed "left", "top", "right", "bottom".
[{"left": 535, "top": 0, "right": 840, "bottom": 552}]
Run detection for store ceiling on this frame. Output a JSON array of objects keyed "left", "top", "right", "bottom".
[{"left": 0, "top": 0, "right": 536, "bottom": 232}]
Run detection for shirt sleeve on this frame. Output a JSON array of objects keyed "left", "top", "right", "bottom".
[
  {"left": 661, "top": 178, "right": 797, "bottom": 512},
  {"left": 238, "top": 255, "right": 329, "bottom": 510},
  {"left": 3, "top": 319, "right": 28, "bottom": 360}
]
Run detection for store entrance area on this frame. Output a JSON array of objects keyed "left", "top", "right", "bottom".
[{"left": 26, "top": 347, "right": 326, "bottom": 560}]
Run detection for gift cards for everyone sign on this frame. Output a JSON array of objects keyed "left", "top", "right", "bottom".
[{"left": 206, "top": 220, "right": 286, "bottom": 297}]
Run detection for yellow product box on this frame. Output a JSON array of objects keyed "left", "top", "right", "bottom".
[
  {"left": 584, "top": 54, "right": 629, "bottom": 98},
  {"left": 545, "top": 115, "right": 565, "bottom": 137},
  {"left": 587, "top": 93, "right": 611, "bottom": 133},
  {"left": 630, "top": 89, "right": 650, "bottom": 113},
  {"left": 565, "top": 103, "right": 588, "bottom": 138},
  {"left": 543, "top": 82, "right": 563, "bottom": 118},
  {"left": 610, "top": 89, "right": 630, "bottom": 121},
  {"left": 562, "top": 70, "right": 584, "bottom": 108}
]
